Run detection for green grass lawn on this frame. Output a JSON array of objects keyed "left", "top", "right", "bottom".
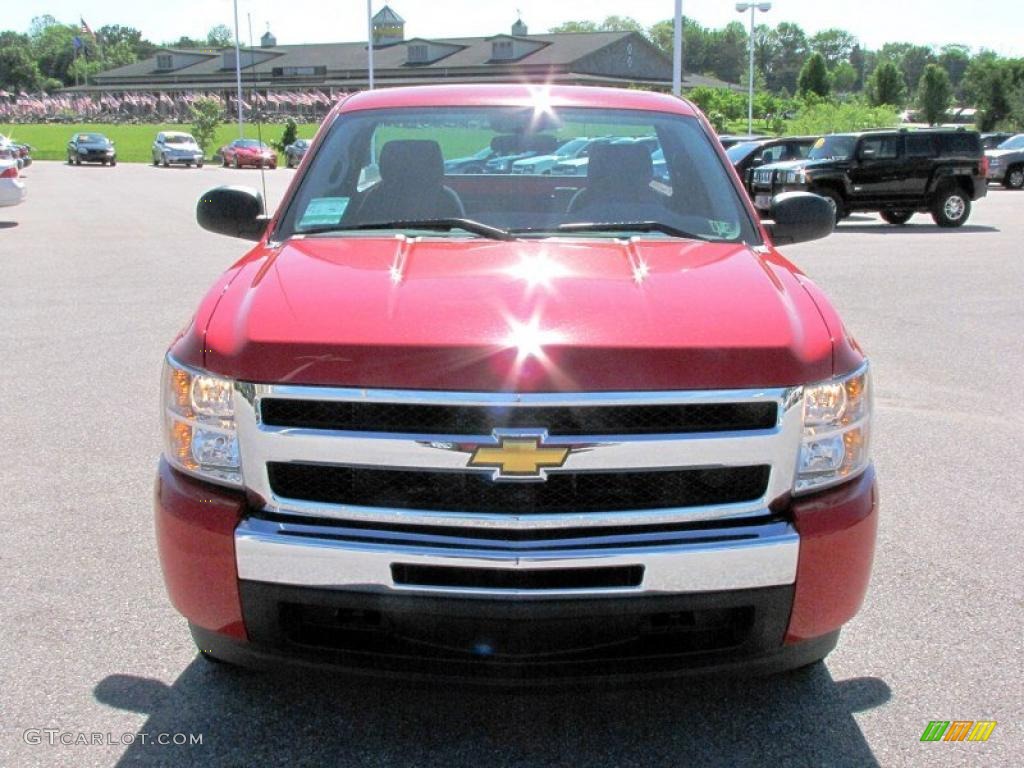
[{"left": 0, "top": 122, "right": 322, "bottom": 164}]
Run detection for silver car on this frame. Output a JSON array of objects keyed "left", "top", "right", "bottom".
[
  {"left": 986, "top": 133, "right": 1024, "bottom": 189},
  {"left": 152, "top": 132, "right": 205, "bottom": 168}
]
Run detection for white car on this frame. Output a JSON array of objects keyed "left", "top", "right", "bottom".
[
  {"left": 0, "top": 160, "right": 26, "bottom": 208},
  {"left": 511, "top": 137, "right": 609, "bottom": 175}
]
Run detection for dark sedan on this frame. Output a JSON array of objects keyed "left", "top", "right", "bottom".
[{"left": 67, "top": 133, "right": 117, "bottom": 166}]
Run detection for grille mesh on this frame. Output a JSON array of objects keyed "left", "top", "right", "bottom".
[
  {"left": 260, "top": 399, "right": 777, "bottom": 436},
  {"left": 267, "top": 463, "right": 771, "bottom": 514}
]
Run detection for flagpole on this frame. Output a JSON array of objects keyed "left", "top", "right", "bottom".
[
  {"left": 366, "top": 0, "right": 375, "bottom": 90},
  {"left": 672, "top": 0, "right": 683, "bottom": 97},
  {"left": 233, "top": 0, "right": 244, "bottom": 136}
]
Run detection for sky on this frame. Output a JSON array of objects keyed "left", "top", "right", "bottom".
[{"left": 9, "top": 1, "right": 1024, "bottom": 57}]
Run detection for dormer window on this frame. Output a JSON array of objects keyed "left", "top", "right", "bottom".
[
  {"left": 408, "top": 44, "right": 428, "bottom": 63},
  {"left": 156, "top": 54, "right": 173, "bottom": 70},
  {"left": 492, "top": 40, "right": 514, "bottom": 60}
]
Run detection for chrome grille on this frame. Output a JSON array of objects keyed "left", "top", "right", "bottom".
[{"left": 234, "top": 384, "right": 803, "bottom": 531}]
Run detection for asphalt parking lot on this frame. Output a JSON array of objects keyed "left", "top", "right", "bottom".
[{"left": 1, "top": 161, "right": 1021, "bottom": 767}]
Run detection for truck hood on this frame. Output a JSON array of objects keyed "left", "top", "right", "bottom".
[
  {"left": 760, "top": 158, "right": 839, "bottom": 173},
  {"left": 197, "top": 237, "right": 835, "bottom": 391}
]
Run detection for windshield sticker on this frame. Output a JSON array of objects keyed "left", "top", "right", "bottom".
[
  {"left": 709, "top": 220, "right": 740, "bottom": 239},
  {"left": 299, "top": 197, "right": 349, "bottom": 229},
  {"left": 813, "top": 137, "right": 826, "bottom": 149}
]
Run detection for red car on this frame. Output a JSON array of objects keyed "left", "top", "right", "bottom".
[
  {"left": 159, "top": 84, "right": 876, "bottom": 682},
  {"left": 218, "top": 138, "right": 277, "bottom": 169}
]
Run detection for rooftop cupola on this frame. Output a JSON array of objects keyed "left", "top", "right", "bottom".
[{"left": 372, "top": 5, "right": 405, "bottom": 45}]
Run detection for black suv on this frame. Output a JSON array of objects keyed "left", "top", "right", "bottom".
[{"left": 750, "top": 129, "right": 988, "bottom": 227}]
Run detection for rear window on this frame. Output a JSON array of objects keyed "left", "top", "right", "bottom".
[
  {"left": 277, "top": 105, "right": 759, "bottom": 244},
  {"left": 938, "top": 132, "right": 981, "bottom": 157}
]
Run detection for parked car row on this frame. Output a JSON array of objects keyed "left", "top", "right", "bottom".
[
  {"left": 58, "top": 131, "right": 304, "bottom": 171},
  {"left": 0, "top": 134, "right": 33, "bottom": 170}
]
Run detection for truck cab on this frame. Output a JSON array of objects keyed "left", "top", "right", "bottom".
[{"left": 156, "top": 84, "right": 875, "bottom": 682}]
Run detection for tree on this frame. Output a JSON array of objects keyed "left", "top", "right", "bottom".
[
  {"left": 831, "top": 61, "right": 858, "bottom": 93},
  {"left": 706, "top": 22, "right": 747, "bottom": 84},
  {"left": 190, "top": 98, "right": 222, "bottom": 155},
  {"left": 969, "top": 56, "right": 1024, "bottom": 129},
  {"left": 29, "top": 20, "right": 81, "bottom": 86},
  {"left": 547, "top": 21, "right": 599, "bottom": 33},
  {"left": 867, "top": 61, "right": 905, "bottom": 106},
  {"left": 765, "top": 22, "right": 809, "bottom": 93},
  {"left": 549, "top": 17, "right": 643, "bottom": 34},
  {"left": 899, "top": 45, "right": 936, "bottom": 96},
  {"left": 0, "top": 34, "right": 43, "bottom": 91},
  {"left": 168, "top": 35, "right": 206, "bottom": 49},
  {"left": 275, "top": 117, "right": 298, "bottom": 152},
  {"left": 97, "top": 24, "right": 156, "bottom": 60},
  {"left": 810, "top": 28, "right": 858, "bottom": 68},
  {"left": 849, "top": 45, "right": 867, "bottom": 91},
  {"left": 649, "top": 17, "right": 712, "bottom": 77},
  {"left": 798, "top": 52, "right": 831, "bottom": 98},
  {"left": 206, "top": 25, "right": 233, "bottom": 48},
  {"left": 938, "top": 44, "right": 971, "bottom": 92},
  {"left": 918, "top": 64, "right": 953, "bottom": 125}
]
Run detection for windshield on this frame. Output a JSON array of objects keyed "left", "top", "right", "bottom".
[
  {"left": 998, "top": 134, "right": 1024, "bottom": 150},
  {"left": 78, "top": 133, "right": 107, "bottom": 143},
  {"left": 166, "top": 134, "right": 195, "bottom": 145},
  {"left": 277, "top": 106, "right": 757, "bottom": 244},
  {"left": 236, "top": 139, "right": 264, "bottom": 148},
  {"left": 808, "top": 135, "right": 856, "bottom": 161},
  {"left": 725, "top": 141, "right": 761, "bottom": 163}
]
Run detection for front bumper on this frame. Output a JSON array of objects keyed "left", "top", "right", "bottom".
[
  {"left": 165, "top": 153, "right": 204, "bottom": 165},
  {"left": 155, "top": 460, "right": 878, "bottom": 679},
  {"left": 0, "top": 178, "right": 27, "bottom": 207}
]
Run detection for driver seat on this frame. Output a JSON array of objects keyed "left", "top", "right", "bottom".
[{"left": 352, "top": 140, "right": 465, "bottom": 223}]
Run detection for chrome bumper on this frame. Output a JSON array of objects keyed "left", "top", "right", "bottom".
[{"left": 235, "top": 516, "right": 799, "bottom": 598}]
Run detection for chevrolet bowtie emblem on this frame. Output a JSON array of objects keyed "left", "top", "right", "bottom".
[{"left": 468, "top": 437, "right": 569, "bottom": 479}]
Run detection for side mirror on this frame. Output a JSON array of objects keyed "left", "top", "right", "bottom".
[
  {"left": 196, "top": 186, "right": 269, "bottom": 241},
  {"left": 763, "top": 192, "right": 834, "bottom": 246}
]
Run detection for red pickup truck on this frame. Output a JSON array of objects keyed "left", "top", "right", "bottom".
[{"left": 157, "top": 85, "right": 877, "bottom": 682}]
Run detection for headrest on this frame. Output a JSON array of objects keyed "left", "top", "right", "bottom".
[
  {"left": 526, "top": 134, "right": 560, "bottom": 154},
  {"left": 379, "top": 140, "right": 444, "bottom": 184},
  {"left": 586, "top": 144, "right": 653, "bottom": 186},
  {"left": 491, "top": 134, "right": 519, "bottom": 153}
]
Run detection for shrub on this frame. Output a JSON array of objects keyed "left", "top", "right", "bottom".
[{"left": 189, "top": 97, "right": 221, "bottom": 155}]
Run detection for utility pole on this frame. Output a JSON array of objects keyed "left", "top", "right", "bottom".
[
  {"left": 233, "top": 0, "right": 244, "bottom": 136},
  {"left": 672, "top": 1, "right": 683, "bottom": 97},
  {"left": 367, "top": 0, "right": 375, "bottom": 89}
]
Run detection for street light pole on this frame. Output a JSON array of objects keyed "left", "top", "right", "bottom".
[
  {"left": 735, "top": 2, "right": 771, "bottom": 136},
  {"left": 233, "top": 0, "right": 243, "bottom": 136},
  {"left": 672, "top": 0, "right": 682, "bottom": 97},
  {"left": 366, "top": 0, "right": 375, "bottom": 90}
]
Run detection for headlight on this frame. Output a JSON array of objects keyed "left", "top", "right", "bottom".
[
  {"left": 783, "top": 169, "right": 808, "bottom": 184},
  {"left": 794, "top": 362, "right": 872, "bottom": 495},
  {"left": 162, "top": 356, "right": 242, "bottom": 487}
]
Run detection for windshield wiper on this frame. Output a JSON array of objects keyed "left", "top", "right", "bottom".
[
  {"left": 299, "top": 218, "right": 514, "bottom": 241},
  {"left": 544, "top": 221, "right": 712, "bottom": 240}
]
